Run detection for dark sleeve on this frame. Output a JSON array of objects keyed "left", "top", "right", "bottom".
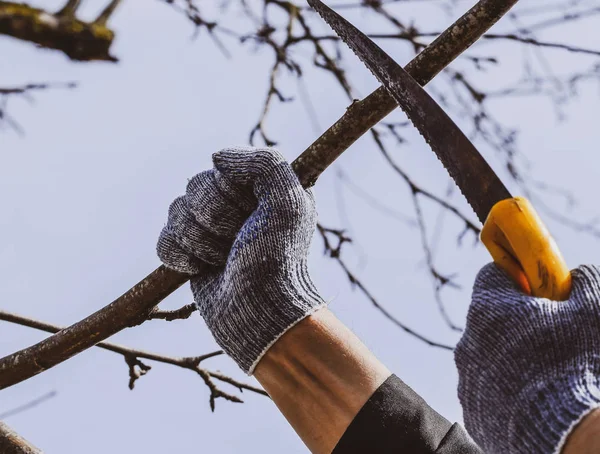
[{"left": 332, "top": 375, "right": 482, "bottom": 454}]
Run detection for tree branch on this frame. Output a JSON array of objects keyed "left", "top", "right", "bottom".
[
  {"left": 0, "top": 391, "right": 56, "bottom": 420},
  {"left": 317, "top": 225, "right": 455, "bottom": 350},
  {"left": 0, "top": 0, "right": 520, "bottom": 390},
  {"left": 0, "top": 0, "right": 119, "bottom": 61},
  {"left": 481, "top": 33, "right": 600, "bottom": 56},
  {"left": 0, "top": 82, "right": 77, "bottom": 134},
  {"left": 0, "top": 310, "right": 267, "bottom": 408},
  {"left": 0, "top": 421, "right": 41, "bottom": 454},
  {"left": 307, "top": 32, "right": 600, "bottom": 56}
]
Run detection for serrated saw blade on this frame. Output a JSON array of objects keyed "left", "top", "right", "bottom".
[{"left": 308, "top": 0, "right": 511, "bottom": 223}]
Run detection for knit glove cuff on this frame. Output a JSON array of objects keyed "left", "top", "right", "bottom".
[
  {"left": 193, "top": 262, "right": 327, "bottom": 373},
  {"left": 455, "top": 264, "right": 600, "bottom": 453},
  {"left": 518, "top": 366, "right": 600, "bottom": 453}
]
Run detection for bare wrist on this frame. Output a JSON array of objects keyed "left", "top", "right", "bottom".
[
  {"left": 255, "top": 308, "right": 390, "bottom": 453},
  {"left": 563, "top": 408, "right": 600, "bottom": 454}
]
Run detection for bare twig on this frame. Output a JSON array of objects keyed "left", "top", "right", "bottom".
[
  {"left": 335, "top": 168, "right": 417, "bottom": 227},
  {"left": 148, "top": 303, "right": 198, "bottom": 321},
  {"left": 0, "top": 83, "right": 77, "bottom": 96},
  {"left": 524, "top": 6, "right": 600, "bottom": 34},
  {"left": 481, "top": 33, "right": 600, "bottom": 56},
  {"left": 373, "top": 129, "right": 480, "bottom": 237},
  {"left": 0, "top": 310, "right": 266, "bottom": 408},
  {"left": 366, "top": 131, "right": 466, "bottom": 332},
  {"left": 317, "top": 225, "right": 454, "bottom": 350},
  {"left": 0, "top": 391, "right": 57, "bottom": 420},
  {"left": 0, "top": 82, "right": 76, "bottom": 134},
  {"left": 307, "top": 31, "right": 600, "bottom": 56}
]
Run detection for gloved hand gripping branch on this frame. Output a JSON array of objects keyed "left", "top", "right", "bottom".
[{"left": 157, "top": 147, "right": 326, "bottom": 374}]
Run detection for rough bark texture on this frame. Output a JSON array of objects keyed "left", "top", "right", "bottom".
[
  {"left": 0, "top": 422, "right": 42, "bottom": 454},
  {"left": 0, "top": 1, "right": 116, "bottom": 61},
  {"left": 0, "top": 0, "right": 519, "bottom": 390}
]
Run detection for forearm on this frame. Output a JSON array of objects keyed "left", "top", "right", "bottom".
[
  {"left": 254, "top": 308, "right": 391, "bottom": 454},
  {"left": 563, "top": 409, "right": 600, "bottom": 454}
]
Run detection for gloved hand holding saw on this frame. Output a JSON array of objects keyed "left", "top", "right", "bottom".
[{"left": 456, "top": 263, "right": 600, "bottom": 454}]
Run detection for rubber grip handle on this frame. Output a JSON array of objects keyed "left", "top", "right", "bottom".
[{"left": 481, "top": 197, "right": 571, "bottom": 301}]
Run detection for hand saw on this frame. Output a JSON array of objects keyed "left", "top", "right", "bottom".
[{"left": 308, "top": 0, "right": 571, "bottom": 300}]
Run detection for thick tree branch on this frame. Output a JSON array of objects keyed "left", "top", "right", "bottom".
[
  {"left": 0, "top": 310, "right": 267, "bottom": 408},
  {"left": 0, "top": 0, "right": 119, "bottom": 61},
  {"left": 0, "top": 0, "right": 519, "bottom": 390},
  {"left": 0, "top": 421, "right": 41, "bottom": 454}
]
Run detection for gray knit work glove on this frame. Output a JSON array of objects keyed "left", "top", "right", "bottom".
[
  {"left": 157, "top": 147, "right": 326, "bottom": 374},
  {"left": 455, "top": 263, "right": 600, "bottom": 453}
]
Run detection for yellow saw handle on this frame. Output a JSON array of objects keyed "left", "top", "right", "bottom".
[{"left": 481, "top": 197, "right": 572, "bottom": 301}]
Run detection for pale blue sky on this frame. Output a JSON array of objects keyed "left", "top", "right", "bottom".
[{"left": 2, "top": 0, "right": 600, "bottom": 452}]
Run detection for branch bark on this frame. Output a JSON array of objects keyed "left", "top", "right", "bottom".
[
  {"left": 0, "top": 1, "right": 118, "bottom": 61},
  {"left": 0, "top": 0, "right": 520, "bottom": 390},
  {"left": 0, "top": 421, "right": 42, "bottom": 454}
]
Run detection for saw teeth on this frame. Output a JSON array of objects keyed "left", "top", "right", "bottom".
[{"left": 308, "top": 0, "right": 510, "bottom": 223}]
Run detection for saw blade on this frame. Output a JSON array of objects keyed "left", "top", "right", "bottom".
[{"left": 308, "top": 0, "right": 511, "bottom": 223}]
